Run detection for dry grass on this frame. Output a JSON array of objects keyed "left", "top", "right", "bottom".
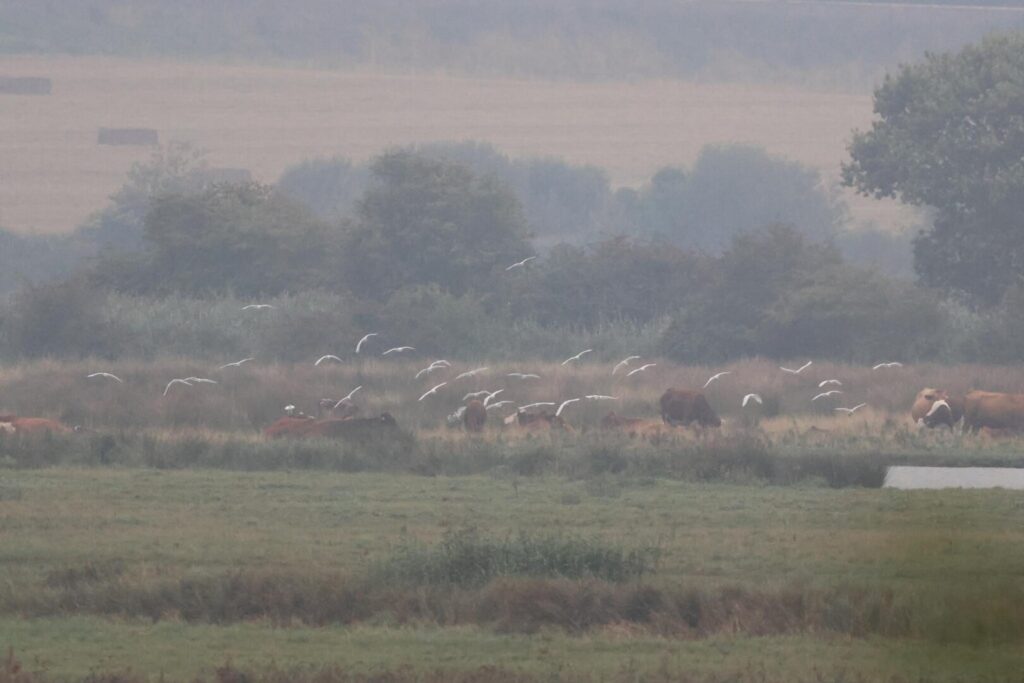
[{"left": 0, "top": 54, "right": 912, "bottom": 235}]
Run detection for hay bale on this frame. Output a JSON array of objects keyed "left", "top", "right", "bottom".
[
  {"left": 97, "top": 128, "right": 159, "bottom": 146},
  {"left": 0, "top": 77, "right": 52, "bottom": 95}
]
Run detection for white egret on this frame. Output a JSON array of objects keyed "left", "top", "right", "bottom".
[
  {"left": 561, "top": 349, "right": 592, "bottom": 365},
  {"left": 703, "top": 371, "right": 731, "bottom": 388},
  {"left": 505, "top": 256, "right": 537, "bottom": 271},
  {"left": 87, "top": 372, "right": 123, "bottom": 383},
  {"left": 355, "top": 333, "right": 378, "bottom": 354},
  {"left": 742, "top": 393, "right": 763, "bottom": 407},
  {"left": 555, "top": 398, "right": 581, "bottom": 416},
  {"left": 218, "top": 358, "right": 253, "bottom": 370},
  {"left": 812, "top": 390, "right": 843, "bottom": 401},
  {"left": 627, "top": 363, "right": 656, "bottom": 377},
  {"left": 780, "top": 361, "right": 813, "bottom": 374},
  {"left": 315, "top": 355, "right": 343, "bottom": 366},
  {"left": 418, "top": 382, "right": 447, "bottom": 401},
  {"left": 612, "top": 356, "right": 640, "bottom": 375},
  {"left": 835, "top": 403, "right": 867, "bottom": 414}
]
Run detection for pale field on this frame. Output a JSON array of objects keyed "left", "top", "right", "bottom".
[{"left": 0, "top": 54, "right": 914, "bottom": 235}]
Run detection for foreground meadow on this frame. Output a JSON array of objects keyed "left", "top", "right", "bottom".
[{"left": 1, "top": 469, "right": 1024, "bottom": 680}]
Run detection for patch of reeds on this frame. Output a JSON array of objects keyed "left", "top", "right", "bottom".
[{"left": 372, "top": 526, "right": 660, "bottom": 586}]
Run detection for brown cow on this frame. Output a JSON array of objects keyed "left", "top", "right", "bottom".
[
  {"left": 263, "top": 415, "right": 316, "bottom": 438},
  {"left": 963, "top": 391, "right": 1024, "bottom": 433},
  {"left": 515, "top": 410, "right": 575, "bottom": 432},
  {"left": 463, "top": 400, "right": 487, "bottom": 432},
  {"left": 600, "top": 412, "right": 666, "bottom": 438},
  {"left": 660, "top": 389, "right": 721, "bottom": 428},
  {"left": 910, "top": 388, "right": 963, "bottom": 429},
  {"left": 301, "top": 412, "right": 399, "bottom": 439},
  {"left": 7, "top": 417, "right": 73, "bottom": 435},
  {"left": 318, "top": 398, "right": 361, "bottom": 420}
]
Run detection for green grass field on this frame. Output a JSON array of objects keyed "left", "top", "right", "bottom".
[{"left": 2, "top": 468, "right": 1023, "bottom": 681}]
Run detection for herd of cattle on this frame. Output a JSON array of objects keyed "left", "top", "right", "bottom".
[
  {"left": 260, "top": 387, "right": 722, "bottom": 439},
  {"left": 1, "top": 387, "right": 1022, "bottom": 440}
]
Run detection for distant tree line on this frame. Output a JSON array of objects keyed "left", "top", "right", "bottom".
[
  {"left": 2, "top": 1, "right": 1022, "bottom": 86},
  {"left": 4, "top": 33, "right": 1024, "bottom": 364}
]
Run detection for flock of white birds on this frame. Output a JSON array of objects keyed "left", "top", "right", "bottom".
[{"left": 84, "top": 309, "right": 907, "bottom": 424}]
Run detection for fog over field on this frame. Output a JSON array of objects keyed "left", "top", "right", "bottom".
[{"left": 3, "top": 2, "right": 1024, "bottom": 682}]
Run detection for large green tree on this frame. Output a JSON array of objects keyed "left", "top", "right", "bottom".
[
  {"left": 340, "top": 151, "right": 533, "bottom": 299},
  {"left": 95, "top": 183, "right": 341, "bottom": 296},
  {"left": 843, "top": 33, "right": 1024, "bottom": 305}
]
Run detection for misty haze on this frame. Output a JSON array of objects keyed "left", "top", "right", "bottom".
[{"left": 2, "top": 1, "right": 1024, "bottom": 680}]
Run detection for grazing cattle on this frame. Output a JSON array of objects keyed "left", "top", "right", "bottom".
[
  {"left": 963, "top": 391, "right": 1024, "bottom": 433},
  {"left": 318, "top": 398, "right": 361, "bottom": 420},
  {"left": 263, "top": 415, "right": 317, "bottom": 438},
  {"left": 463, "top": 400, "right": 487, "bottom": 432},
  {"left": 515, "top": 410, "right": 575, "bottom": 432},
  {"left": 600, "top": 412, "right": 666, "bottom": 438},
  {"left": 659, "top": 389, "right": 721, "bottom": 428},
  {"left": 301, "top": 413, "right": 399, "bottom": 439},
  {"left": 910, "top": 388, "right": 963, "bottom": 429},
  {"left": 7, "top": 417, "right": 73, "bottom": 435}
]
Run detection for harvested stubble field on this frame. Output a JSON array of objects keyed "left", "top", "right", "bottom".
[
  {"left": 0, "top": 54, "right": 911, "bottom": 235},
  {"left": 3, "top": 358, "right": 1024, "bottom": 680}
]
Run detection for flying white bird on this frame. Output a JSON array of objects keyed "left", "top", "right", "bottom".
[
  {"left": 561, "top": 349, "right": 593, "bottom": 365},
  {"left": 555, "top": 398, "right": 581, "bottom": 416},
  {"left": 780, "top": 361, "right": 813, "bottom": 374},
  {"left": 415, "top": 360, "right": 451, "bottom": 379},
  {"left": 355, "top": 333, "right": 378, "bottom": 354},
  {"left": 586, "top": 395, "right": 618, "bottom": 401},
  {"left": 612, "top": 356, "right": 641, "bottom": 375},
  {"left": 382, "top": 346, "right": 415, "bottom": 356},
  {"left": 505, "top": 256, "right": 537, "bottom": 271},
  {"left": 519, "top": 402, "right": 557, "bottom": 412},
  {"left": 508, "top": 372, "right": 541, "bottom": 380},
  {"left": 184, "top": 377, "right": 218, "bottom": 384},
  {"left": 315, "top": 355, "right": 343, "bottom": 366},
  {"left": 163, "top": 378, "right": 193, "bottom": 396},
  {"left": 218, "top": 358, "right": 254, "bottom": 370},
  {"left": 87, "top": 372, "right": 123, "bottom": 383},
  {"left": 463, "top": 390, "right": 491, "bottom": 401},
  {"left": 333, "top": 386, "right": 362, "bottom": 408},
  {"left": 872, "top": 362, "right": 903, "bottom": 370},
  {"left": 835, "top": 403, "right": 867, "bottom": 414},
  {"left": 241, "top": 304, "right": 275, "bottom": 311},
  {"left": 627, "top": 363, "right": 656, "bottom": 377},
  {"left": 415, "top": 365, "right": 441, "bottom": 379},
  {"left": 483, "top": 390, "right": 504, "bottom": 407},
  {"left": 812, "top": 390, "right": 843, "bottom": 401},
  {"left": 742, "top": 393, "right": 763, "bottom": 407},
  {"left": 486, "top": 401, "right": 515, "bottom": 410},
  {"left": 818, "top": 379, "right": 842, "bottom": 388},
  {"left": 703, "top": 371, "right": 731, "bottom": 388},
  {"left": 418, "top": 382, "right": 447, "bottom": 401},
  {"left": 454, "top": 367, "right": 489, "bottom": 381}
]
